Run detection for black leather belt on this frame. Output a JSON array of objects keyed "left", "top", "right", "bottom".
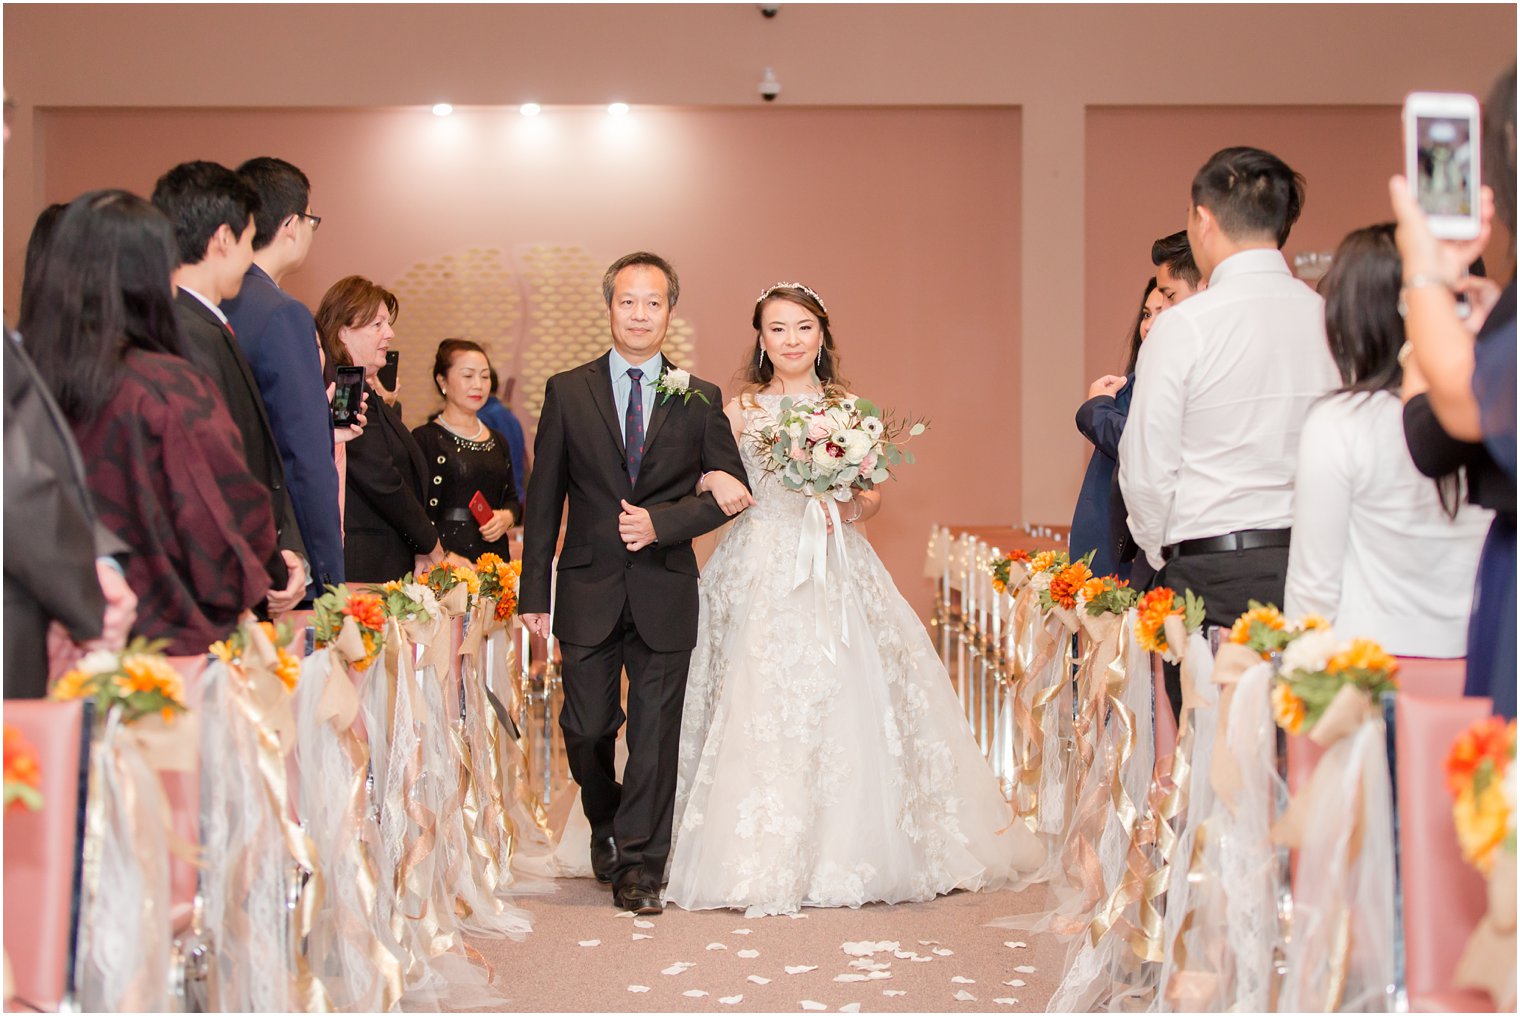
[
  {"left": 441, "top": 508, "right": 476, "bottom": 523},
  {"left": 1162, "top": 527, "right": 1291, "bottom": 562}
]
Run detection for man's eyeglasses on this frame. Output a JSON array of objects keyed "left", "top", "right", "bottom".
[{"left": 290, "top": 211, "right": 322, "bottom": 232}]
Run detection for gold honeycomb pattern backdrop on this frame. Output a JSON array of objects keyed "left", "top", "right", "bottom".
[
  {"left": 389, "top": 244, "right": 696, "bottom": 443},
  {"left": 390, "top": 248, "right": 523, "bottom": 426}
]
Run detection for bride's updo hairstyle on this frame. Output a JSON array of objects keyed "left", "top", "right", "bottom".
[{"left": 738, "top": 282, "right": 848, "bottom": 394}]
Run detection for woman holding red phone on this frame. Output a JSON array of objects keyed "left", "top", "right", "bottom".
[{"left": 412, "top": 339, "right": 523, "bottom": 561}]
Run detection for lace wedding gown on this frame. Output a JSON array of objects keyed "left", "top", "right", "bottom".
[{"left": 665, "top": 394, "right": 1044, "bottom": 915}]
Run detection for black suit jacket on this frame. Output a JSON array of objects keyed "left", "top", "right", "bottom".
[
  {"left": 3, "top": 332, "right": 126, "bottom": 696},
  {"left": 343, "top": 382, "right": 440, "bottom": 583},
  {"left": 520, "top": 353, "right": 748, "bottom": 652},
  {"left": 174, "top": 290, "right": 304, "bottom": 589}
]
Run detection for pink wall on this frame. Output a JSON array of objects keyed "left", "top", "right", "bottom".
[
  {"left": 35, "top": 105, "right": 1021, "bottom": 616},
  {"left": 4, "top": 3, "right": 1514, "bottom": 611},
  {"left": 1084, "top": 105, "right": 1515, "bottom": 382}
]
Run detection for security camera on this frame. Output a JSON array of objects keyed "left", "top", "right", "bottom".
[
  {"left": 759, "top": 5, "right": 780, "bottom": 17},
  {"left": 758, "top": 67, "right": 781, "bottom": 102}
]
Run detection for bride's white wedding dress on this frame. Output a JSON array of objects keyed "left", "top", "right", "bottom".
[{"left": 665, "top": 393, "right": 1044, "bottom": 915}]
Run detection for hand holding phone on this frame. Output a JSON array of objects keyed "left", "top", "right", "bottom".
[
  {"left": 332, "top": 365, "right": 366, "bottom": 428},
  {"left": 1403, "top": 91, "right": 1482, "bottom": 240}
]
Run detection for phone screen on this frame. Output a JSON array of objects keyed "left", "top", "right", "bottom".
[
  {"left": 1414, "top": 114, "right": 1476, "bottom": 218},
  {"left": 332, "top": 366, "right": 365, "bottom": 427}
]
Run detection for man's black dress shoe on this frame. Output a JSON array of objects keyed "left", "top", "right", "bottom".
[
  {"left": 613, "top": 882, "right": 663, "bottom": 915},
  {"left": 590, "top": 836, "right": 618, "bottom": 885}
]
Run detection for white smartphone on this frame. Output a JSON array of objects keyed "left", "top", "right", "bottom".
[{"left": 1403, "top": 91, "right": 1482, "bottom": 240}]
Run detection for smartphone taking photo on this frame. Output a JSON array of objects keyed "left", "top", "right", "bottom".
[
  {"left": 1403, "top": 91, "right": 1482, "bottom": 240},
  {"left": 331, "top": 365, "right": 366, "bottom": 428},
  {"left": 377, "top": 349, "right": 400, "bottom": 392}
]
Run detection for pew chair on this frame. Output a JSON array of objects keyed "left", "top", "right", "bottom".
[{"left": 2, "top": 698, "right": 93, "bottom": 1012}]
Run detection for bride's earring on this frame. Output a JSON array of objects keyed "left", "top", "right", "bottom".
[
  {"left": 816, "top": 345, "right": 823, "bottom": 367},
  {"left": 757, "top": 346, "right": 767, "bottom": 369}
]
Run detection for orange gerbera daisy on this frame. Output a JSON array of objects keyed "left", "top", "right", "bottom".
[
  {"left": 1079, "top": 576, "right": 1110, "bottom": 603},
  {"left": 115, "top": 654, "right": 187, "bottom": 706},
  {"left": 1326, "top": 638, "right": 1397, "bottom": 677},
  {"left": 343, "top": 593, "right": 386, "bottom": 631},
  {"left": 1048, "top": 560, "right": 1094, "bottom": 610},
  {"left": 4, "top": 725, "right": 42, "bottom": 792},
  {"left": 50, "top": 668, "right": 94, "bottom": 701},
  {"left": 1229, "top": 604, "right": 1285, "bottom": 645},
  {"left": 476, "top": 552, "right": 505, "bottom": 573},
  {"left": 452, "top": 565, "right": 481, "bottom": 595},
  {"left": 1445, "top": 716, "right": 1515, "bottom": 795},
  {"left": 1008, "top": 549, "right": 1031, "bottom": 565},
  {"left": 1029, "top": 551, "right": 1059, "bottom": 574},
  {"left": 1134, "top": 587, "right": 1180, "bottom": 653},
  {"left": 1271, "top": 681, "right": 1308, "bottom": 735}
]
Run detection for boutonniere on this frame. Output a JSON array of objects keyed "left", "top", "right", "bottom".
[{"left": 656, "top": 367, "right": 710, "bottom": 406}]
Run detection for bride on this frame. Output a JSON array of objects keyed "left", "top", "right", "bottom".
[{"left": 664, "top": 282, "right": 1044, "bottom": 916}]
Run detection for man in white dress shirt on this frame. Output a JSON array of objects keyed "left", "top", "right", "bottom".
[{"left": 1121, "top": 147, "right": 1339, "bottom": 709}]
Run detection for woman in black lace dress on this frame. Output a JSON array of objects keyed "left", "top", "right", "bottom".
[{"left": 412, "top": 339, "right": 522, "bottom": 562}]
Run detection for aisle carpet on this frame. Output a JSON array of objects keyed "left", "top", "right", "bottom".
[{"left": 462, "top": 879, "right": 1063, "bottom": 1012}]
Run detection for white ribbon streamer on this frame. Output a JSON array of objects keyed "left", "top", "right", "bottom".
[{"left": 793, "top": 497, "right": 852, "bottom": 662}]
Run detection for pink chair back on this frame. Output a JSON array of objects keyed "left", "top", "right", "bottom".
[
  {"left": 3, "top": 698, "right": 90, "bottom": 1011},
  {"left": 161, "top": 655, "right": 208, "bottom": 935},
  {"left": 1394, "top": 656, "right": 1468, "bottom": 699},
  {"left": 1395, "top": 692, "right": 1494, "bottom": 1012},
  {"left": 1152, "top": 653, "right": 1178, "bottom": 764},
  {"left": 1287, "top": 658, "right": 1468, "bottom": 797}
]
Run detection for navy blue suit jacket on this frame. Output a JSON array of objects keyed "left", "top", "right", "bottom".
[
  {"left": 1070, "top": 375, "right": 1135, "bottom": 580},
  {"left": 222, "top": 264, "right": 344, "bottom": 597}
]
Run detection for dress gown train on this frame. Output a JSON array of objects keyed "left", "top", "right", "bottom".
[{"left": 665, "top": 394, "right": 1044, "bottom": 915}]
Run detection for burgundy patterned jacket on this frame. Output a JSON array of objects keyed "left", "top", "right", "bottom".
[{"left": 71, "top": 350, "right": 276, "bottom": 655}]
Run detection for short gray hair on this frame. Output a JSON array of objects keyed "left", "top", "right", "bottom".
[{"left": 601, "top": 251, "right": 680, "bottom": 308}]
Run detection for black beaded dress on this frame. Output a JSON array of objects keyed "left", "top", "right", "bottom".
[{"left": 410, "top": 419, "right": 523, "bottom": 562}]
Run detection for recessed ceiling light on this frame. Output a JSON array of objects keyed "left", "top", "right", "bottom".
[
  {"left": 432, "top": 103, "right": 454, "bottom": 117},
  {"left": 607, "top": 102, "right": 631, "bottom": 117},
  {"left": 520, "top": 103, "right": 543, "bottom": 116}
]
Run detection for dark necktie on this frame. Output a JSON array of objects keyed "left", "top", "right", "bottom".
[{"left": 625, "top": 367, "right": 645, "bottom": 485}]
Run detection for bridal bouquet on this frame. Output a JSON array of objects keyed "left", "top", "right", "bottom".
[{"left": 752, "top": 390, "right": 926, "bottom": 501}]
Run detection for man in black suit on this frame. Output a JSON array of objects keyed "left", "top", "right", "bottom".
[
  {"left": 152, "top": 161, "right": 308, "bottom": 616},
  {"left": 520, "top": 252, "right": 748, "bottom": 914}
]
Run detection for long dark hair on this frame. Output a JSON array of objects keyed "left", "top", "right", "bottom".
[
  {"left": 736, "top": 284, "right": 848, "bottom": 394},
  {"left": 1123, "top": 277, "right": 1158, "bottom": 375},
  {"left": 1321, "top": 223, "right": 1404, "bottom": 395},
  {"left": 17, "top": 190, "right": 186, "bottom": 424}
]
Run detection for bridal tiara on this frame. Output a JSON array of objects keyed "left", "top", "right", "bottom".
[{"left": 756, "top": 281, "right": 828, "bottom": 313}]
